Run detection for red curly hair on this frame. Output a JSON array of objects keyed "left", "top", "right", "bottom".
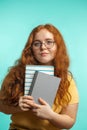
[{"left": 0, "top": 24, "right": 72, "bottom": 107}]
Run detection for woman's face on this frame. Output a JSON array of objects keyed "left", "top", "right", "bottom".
[{"left": 32, "top": 29, "right": 57, "bottom": 65}]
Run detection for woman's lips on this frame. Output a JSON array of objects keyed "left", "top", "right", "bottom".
[{"left": 40, "top": 52, "right": 48, "bottom": 56}]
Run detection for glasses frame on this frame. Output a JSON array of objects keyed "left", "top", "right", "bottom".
[{"left": 31, "top": 39, "right": 55, "bottom": 50}]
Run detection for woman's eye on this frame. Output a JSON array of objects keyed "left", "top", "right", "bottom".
[
  {"left": 47, "top": 40, "right": 53, "bottom": 44},
  {"left": 34, "top": 42, "right": 40, "bottom": 46}
]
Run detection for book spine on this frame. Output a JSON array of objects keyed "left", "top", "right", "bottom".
[{"left": 29, "top": 71, "right": 38, "bottom": 95}]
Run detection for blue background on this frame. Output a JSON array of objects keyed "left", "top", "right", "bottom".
[{"left": 0, "top": 0, "right": 87, "bottom": 129}]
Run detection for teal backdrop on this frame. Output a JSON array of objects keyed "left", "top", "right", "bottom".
[{"left": 0, "top": 0, "right": 87, "bottom": 129}]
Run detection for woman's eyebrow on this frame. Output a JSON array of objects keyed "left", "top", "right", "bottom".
[
  {"left": 34, "top": 38, "right": 54, "bottom": 41},
  {"left": 33, "top": 40, "right": 41, "bottom": 42}
]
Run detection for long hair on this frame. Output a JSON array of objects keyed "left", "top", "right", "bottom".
[{"left": 0, "top": 24, "right": 72, "bottom": 107}]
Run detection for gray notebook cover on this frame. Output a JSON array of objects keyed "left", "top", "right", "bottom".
[{"left": 30, "top": 71, "right": 61, "bottom": 106}]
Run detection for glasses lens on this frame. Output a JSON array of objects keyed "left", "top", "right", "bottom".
[
  {"left": 45, "top": 40, "right": 54, "bottom": 48},
  {"left": 33, "top": 41, "right": 41, "bottom": 48}
]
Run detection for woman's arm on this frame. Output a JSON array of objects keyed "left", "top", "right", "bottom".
[
  {"left": 0, "top": 100, "right": 22, "bottom": 114},
  {"left": 48, "top": 103, "right": 78, "bottom": 129},
  {"left": 0, "top": 95, "right": 35, "bottom": 114},
  {"left": 32, "top": 98, "right": 79, "bottom": 129}
]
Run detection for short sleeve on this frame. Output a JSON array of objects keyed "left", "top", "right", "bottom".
[{"left": 68, "top": 77, "right": 79, "bottom": 104}]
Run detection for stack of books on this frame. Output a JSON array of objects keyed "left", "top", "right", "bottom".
[
  {"left": 24, "top": 65, "right": 54, "bottom": 95},
  {"left": 24, "top": 65, "right": 61, "bottom": 106}
]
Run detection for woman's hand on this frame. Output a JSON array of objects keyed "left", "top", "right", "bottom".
[
  {"left": 32, "top": 97, "right": 54, "bottom": 120},
  {"left": 19, "top": 95, "right": 35, "bottom": 111}
]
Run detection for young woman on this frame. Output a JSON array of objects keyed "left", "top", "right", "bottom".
[{"left": 0, "top": 24, "right": 79, "bottom": 130}]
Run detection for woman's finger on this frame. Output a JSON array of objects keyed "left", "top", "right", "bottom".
[{"left": 38, "top": 98, "right": 48, "bottom": 105}]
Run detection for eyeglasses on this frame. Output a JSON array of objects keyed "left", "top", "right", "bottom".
[{"left": 32, "top": 40, "right": 55, "bottom": 49}]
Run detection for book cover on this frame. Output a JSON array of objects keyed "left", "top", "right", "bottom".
[
  {"left": 30, "top": 71, "right": 61, "bottom": 106},
  {"left": 24, "top": 65, "right": 54, "bottom": 95}
]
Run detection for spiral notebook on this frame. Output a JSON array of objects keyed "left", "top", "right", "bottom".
[{"left": 30, "top": 71, "right": 61, "bottom": 106}]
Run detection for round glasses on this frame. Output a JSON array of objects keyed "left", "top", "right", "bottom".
[{"left": 32, "top": 40, "right": 55, "bottom": 49}]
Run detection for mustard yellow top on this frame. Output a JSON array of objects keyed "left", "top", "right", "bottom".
[{"left": 10, "top": 77, "right": 79, "bottom": 130}]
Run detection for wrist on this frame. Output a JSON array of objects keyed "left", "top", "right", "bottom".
[{"left": 47, "top": 110, "right": 55, "bottom": 121}]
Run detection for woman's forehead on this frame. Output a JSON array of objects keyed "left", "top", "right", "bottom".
[{"left": 34, "top": 29, "right": 54, "bottom": 40}]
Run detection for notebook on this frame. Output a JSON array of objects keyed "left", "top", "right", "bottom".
[
  {"left": 30, "top": 71, "right": 61, "bottom": 106},
  {"left": 24, "top": 65, "right": 54, "bottom": 95}
]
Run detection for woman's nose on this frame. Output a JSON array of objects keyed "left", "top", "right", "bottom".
[{"left": 40, "top": 42, "right": 47, "bottom": 49}]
